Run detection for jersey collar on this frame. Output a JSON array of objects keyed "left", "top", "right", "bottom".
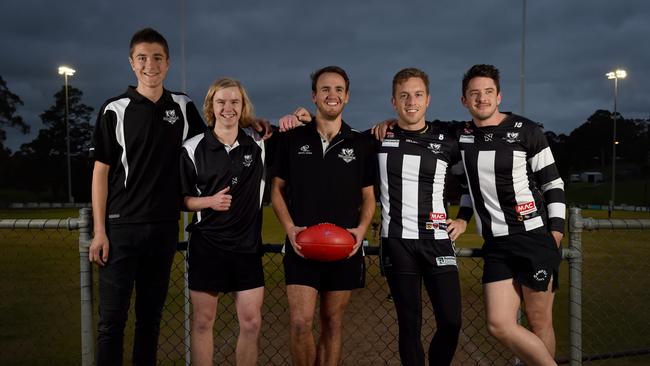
[
  {"left": 307, "top": 119, "right": 355, "bottom": 140},
  {"left": 204, "top": 127, "right": 254, "bottom": 151},
  {"left": 126, "top": 86, "right": 173, "bottom": 105}
]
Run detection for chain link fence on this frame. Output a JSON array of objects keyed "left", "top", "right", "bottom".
[
  {"left": 1, "top": 208, "right": 649, "bottom": 365},
  {"left": 0, "top": 217, "right": 84, "bottom": 365},
  {"left": 568, "top": 209, "right": 650, "bottom": 365}
]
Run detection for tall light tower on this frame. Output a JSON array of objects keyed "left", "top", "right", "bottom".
[
  {"left": 605, "top": 69, "right": 627, "bottom": 217},
  {"left": 58, "top": 66, "right": 76, "bottom": 203}
]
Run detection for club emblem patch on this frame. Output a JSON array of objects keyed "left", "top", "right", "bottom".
[
  {"left": 505, "top": 132, "right": 520, "bottom": 143},
  {"left": 338, "top": 148, "right": 356, "bottom": 163},
  {"left": 163, "top": 110, "right": 179, "bottom": 124},
  {"left": 243, "top": 154, "right": 253, "bottom": 167}
]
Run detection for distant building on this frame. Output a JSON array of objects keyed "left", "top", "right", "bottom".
[{"left": 579, "top": 171, "right": 604, "bottom": 183}]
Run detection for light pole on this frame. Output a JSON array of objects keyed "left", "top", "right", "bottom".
[
  {"left": 58, "top": 66, "right": 75, "bottom": 204},
  {"left": 605, "top": 69, "right": 627, "bottom": 217}
]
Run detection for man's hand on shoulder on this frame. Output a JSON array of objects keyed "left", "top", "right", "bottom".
[
  {"left": 279, "top": 107, "right": 313, "bottom": 132},
  {"left": 251, "top": 118, "right": 273, "bottom": 140},
  {"left": 371, "top": 119, "right": 397, "bottom": 141}
]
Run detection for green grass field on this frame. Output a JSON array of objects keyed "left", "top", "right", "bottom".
[
  {"left": 1, "top": 207, "right": 649, "bottom": 365},
  {"left": 566, "top": 179, "right": 650, "bottom": 207}
]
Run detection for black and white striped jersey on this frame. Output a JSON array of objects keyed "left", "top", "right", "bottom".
[
  {"left": 375, "top": 122, "right": 473, "bottom": 240},
  {"left": 92, "top": 87, "right": 205, "bottom": 224},
  {"left": 180, "top": 128, "right": 267, "bottom": 253},
  {"left": 457, "top": 113, "right": 565, "bottom": 238}
]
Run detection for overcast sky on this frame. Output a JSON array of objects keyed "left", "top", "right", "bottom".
[{"left": 1, "top": 0, "right": 648, "bottom": 151}]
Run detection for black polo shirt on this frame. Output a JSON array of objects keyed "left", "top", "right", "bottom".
[
  {"left": 92, "top": 86, "right": 205, "bottom": 224},
  {"left": 273, "top": 121, "right": 376, "bottom": 229},
  {"left": 180, "top": 128, "right": 266, "bottom": 253}
]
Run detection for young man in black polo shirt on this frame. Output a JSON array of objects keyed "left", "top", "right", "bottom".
[
  {"left": 89, "top": 28, "right": 205, "bottom": 365},
  {"left": 271, "top": 66, "right": 376, "bottom": 366},
  {"left": 180, "top": 78, "right": 268, "bottom": 366}
]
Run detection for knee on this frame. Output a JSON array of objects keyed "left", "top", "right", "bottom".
[
  {"left": 525, "top": 308, "right": 553, "bottom": 334},
  {"left": 239, "top": 312, "right": 262, "bottom": 336},
  {"left": 98, "top": 319, "right": 127, "bottom": 337},
  {"left": 290, "top": 315, "right": 314, "bottom": 336},
  {"left": 98, "top": 308, "right": 129, "bottom": 336},
  {"left": 437, "top": 315, "right": 462, "bottom": 336},
  {"left": 192, "top": 312, "right": 216, "bottom": 335},
  {"left": 320, "top": 312, "right": 343, "bottom": 333},
  {"left": 486, "top": 318, "right": 513, "bottom": 341}
]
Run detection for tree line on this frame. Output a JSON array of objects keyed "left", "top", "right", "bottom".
[{"left": 1, "top": 76, "right": 649, "bottom": 204}]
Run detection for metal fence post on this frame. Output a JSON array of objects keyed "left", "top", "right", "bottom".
[
  {"left": 78, "top": 208, "right": 94, "bottom": 366},
  {"left": 183, "top": 212, "right": 191, "bottom": 366},
  {"left": 568, "top": 207, "right": 583, "bottom": 366}
]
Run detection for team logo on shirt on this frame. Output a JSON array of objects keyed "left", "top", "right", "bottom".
[
  {"left": 484, "top": 133, "right": 494, "bottom": 141},
  {"left": 231, "top": 177, "right": 238, "bottom": 186},
  {"left": 298, "top": 145, "right": 312, "bottom": 155},
  {"left": 338, "top": 148, "right": 356, "bottom": 163},
  {"left": 243, "top": 154, "right": 253, "bottom": 167},
  {"left": 505, "top": 132, "right": 520, "bottom": 143},
  {"left": 163, "top": 110, "right": 179, "bottom": 124},
  {"left": 428, "top": 143, "right": 442, "bottom": 154}
]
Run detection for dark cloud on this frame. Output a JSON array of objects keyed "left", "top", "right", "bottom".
[{"left": 1, "top": 0, "right": 648, "bottom": 150}]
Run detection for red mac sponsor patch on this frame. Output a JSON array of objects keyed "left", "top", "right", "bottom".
[
  {"left": 515, "top": 201, "right": 537, "bottom": 215},
  {"left": 429, "top": 212, "right": 446, "bottom": 221}
]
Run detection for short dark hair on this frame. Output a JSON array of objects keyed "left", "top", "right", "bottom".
[
  {"left": 311, "top": 66, "right": 350, "bottom": 93},
  {"left": 462, "top": 64, "right": 500, "bottom": 96},
  {"left": 129, "top": 28, "right": 169, "bottom": 59},
  {"left": 392, "top": 68, "right": 429, "bottom": 97}
]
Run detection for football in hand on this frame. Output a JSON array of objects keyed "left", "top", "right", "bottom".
[{"left": 295, "top": 223, "right": 355, "bottom": 261}]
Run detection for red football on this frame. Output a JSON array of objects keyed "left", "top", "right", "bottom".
[{"left": 296, "top": 223, "right": 355, "bottom": 262}]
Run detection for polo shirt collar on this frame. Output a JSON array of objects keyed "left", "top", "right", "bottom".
[
  {"left": 125, "top": 86, "right": 173, "bottom": 104},
  {"left": 204, "top": 127, "right": 254, "bottom": 151},
  {"left": 307, "top": 119, "right": 355, "bottom": 140}
]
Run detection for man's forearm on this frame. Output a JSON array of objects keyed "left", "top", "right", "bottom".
[
  {"left": 357, "top": 186, "right": 376, "bottom": 231},
  {"left": 91, "top": 161, "right": 110, "bottom": 235},
  {"left": 270, "top": 178, "right": 295, "bottom": 232}
]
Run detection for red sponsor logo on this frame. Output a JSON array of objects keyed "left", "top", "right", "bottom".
[
  {"left": 515, "top": 201, "right": 537, "bottom": 215},
  {"left": 429, "top": 212, "right": 447, "bottom": 221}
]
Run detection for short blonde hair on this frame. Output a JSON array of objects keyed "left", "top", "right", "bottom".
[{"left": 203, "top": 77, "right": 255, "bottom": 127}]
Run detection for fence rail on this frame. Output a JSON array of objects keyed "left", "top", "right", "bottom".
[{"left": 1, "top": 208, "right": 650, "bottom": 365}]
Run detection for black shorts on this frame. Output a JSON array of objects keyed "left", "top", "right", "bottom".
[
  {"left": 380, "top": 237, "right": 458, "bottom": 276},
  {"left": 482, "top": 229, "right": 561, "bottom": 292},
  {"left": 187, "top": 232, "right": 264, "bottom": 293},
  {"left": 283, "top": 242, "right": 365, "bottom": 292}
]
